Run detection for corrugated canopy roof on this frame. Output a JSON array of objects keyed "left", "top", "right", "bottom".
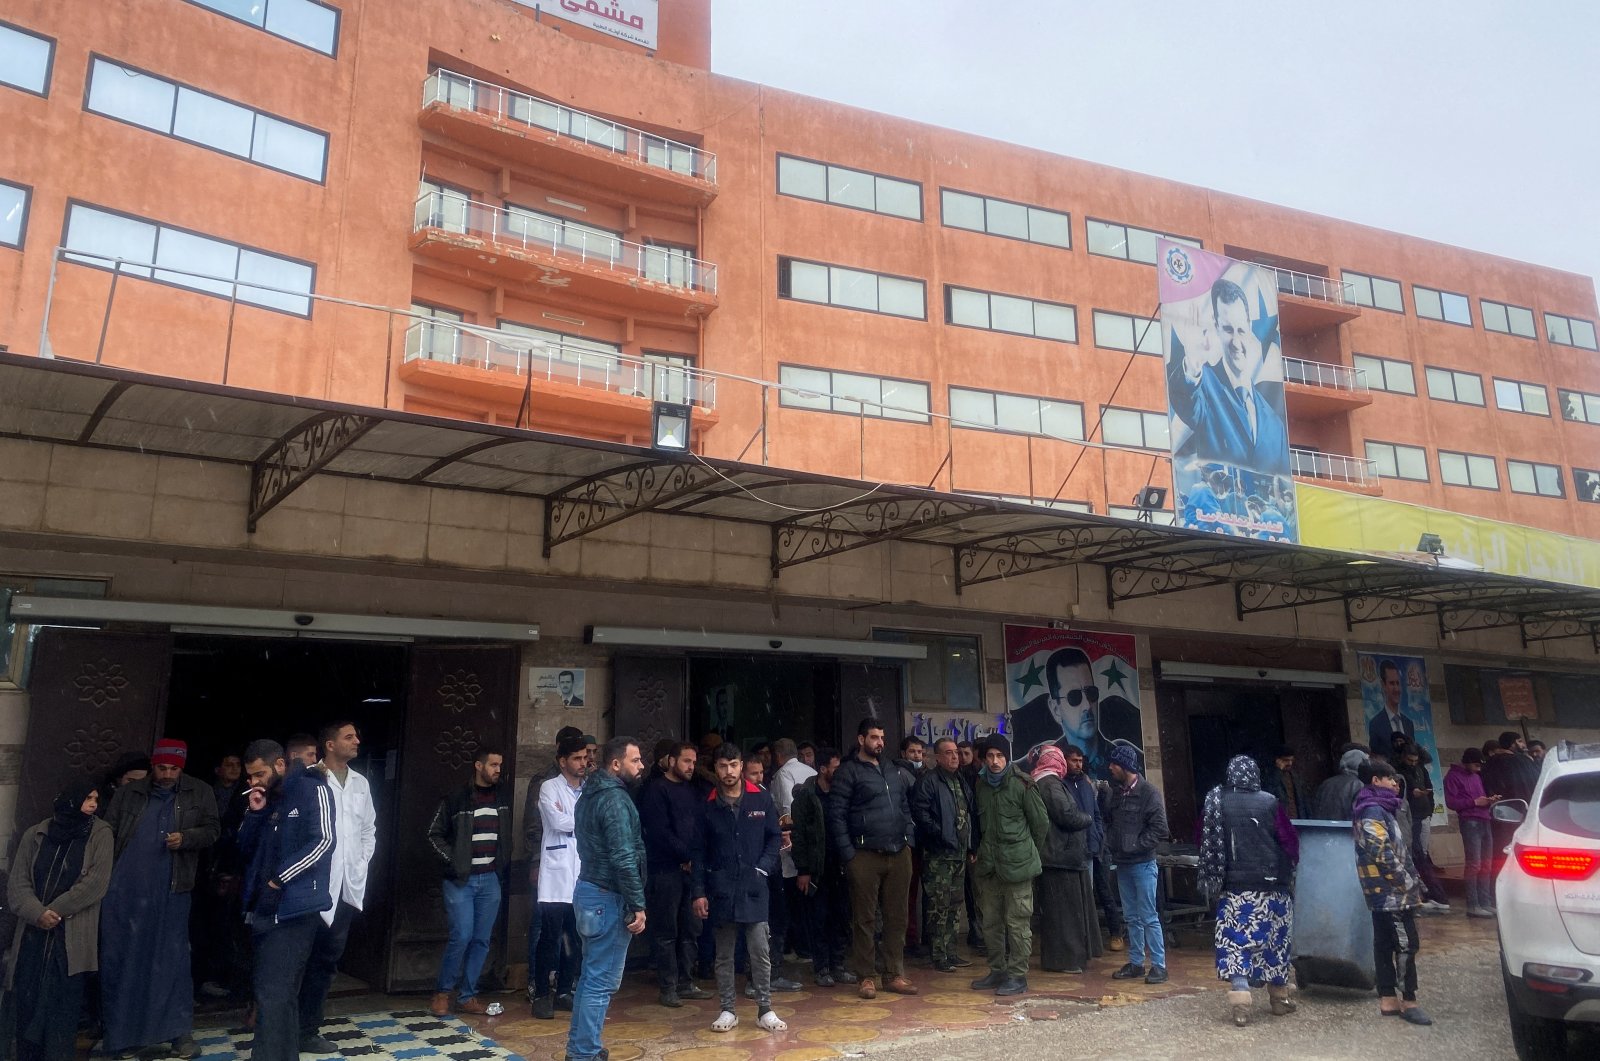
[{"left": 1, "top": 352, "right": 1595, "bottom": 648}]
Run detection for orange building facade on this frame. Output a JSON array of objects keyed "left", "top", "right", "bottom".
[{"left": 3, "top": 0, "right": 1599, "bottom": 540}]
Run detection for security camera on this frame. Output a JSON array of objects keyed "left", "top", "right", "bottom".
[
  {"left": 293, "top": 614, "right": 315, "bottom": 627},
  {"left": 769, "top": 639, "right": 783, "bottom": 650},
  {"left": 1257, "top": 668, "right": 1268, "bottom": 678}
]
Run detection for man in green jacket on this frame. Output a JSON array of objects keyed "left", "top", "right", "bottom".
[{"left": 968, "top": 735, "right": 1047, "bottom": 996}]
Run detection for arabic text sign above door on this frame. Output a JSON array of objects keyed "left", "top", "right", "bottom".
[{"left": 521, "top": 0, "right": 659, "bottom": 50}]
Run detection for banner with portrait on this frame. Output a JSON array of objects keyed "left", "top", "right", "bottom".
[
  {"left": 1004, "top": 625, "right": 1141, "bottom": 780},
  {"left": 1157, "top": 239, "right": 1298, "bottom": 543},
  {"left": 1358, "top": 652, "right": 1445, "bottom": 824}
]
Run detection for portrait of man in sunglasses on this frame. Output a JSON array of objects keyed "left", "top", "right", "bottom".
[{"left": 1010, "top": 646, "right": 1141, "bottom": 780}]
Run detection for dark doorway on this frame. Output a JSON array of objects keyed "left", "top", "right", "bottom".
[
  {"left": 687, "top": 656, "right": 840, "bottom": 753},
  {"left": 164, "top": 635, "right": 408, "bottom": 992}
]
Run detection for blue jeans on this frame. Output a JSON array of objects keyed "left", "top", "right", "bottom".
[
  {"left": 1460, "top": 817, "right": 1494, "bottom": 909},
  {"left": 437, "top": 874, "right": 501, "bottom": 1000},
  {"left": 1116, "top": 859, "right": 1165, "bottom": 969},
  {"left": 566, "top": 880, "right": 629, "bottom": 1061}
]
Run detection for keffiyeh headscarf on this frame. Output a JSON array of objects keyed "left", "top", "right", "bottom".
[
  {"left": 1199, "top": 755, "right": 1262, "bottom": 896},
  {"left": 1031, "top": 746, "right": 1068, "bottom": 782}
]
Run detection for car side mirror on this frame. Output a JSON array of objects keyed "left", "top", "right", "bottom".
[{"left": 1491, "top": 800, "right": 1527, "bottom": 824}]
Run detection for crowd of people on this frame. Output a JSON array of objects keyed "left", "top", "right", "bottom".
[
  {"left": 516, "top": 720, "right": 1170, "bottom": 1061},
  {"left": 3, "top": 717, "right": 1547, "bottom": 1061}
]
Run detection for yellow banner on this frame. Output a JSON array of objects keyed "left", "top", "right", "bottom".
[{"left": 1298, "top": 484, "right": 1600, "bottom": 590}]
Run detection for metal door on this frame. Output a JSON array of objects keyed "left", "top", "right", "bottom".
[
  {"left": 15, "top": 629, "right": 170, "bottom": 839},
  {"left": 385, "top": 644, "right": 520, "bottom": 992},
  {"left": 612, "top": 654, "right": 687, "bottom": 752},
  {"left": 838, "top": 662, "right": 904, "bottom": 754}
]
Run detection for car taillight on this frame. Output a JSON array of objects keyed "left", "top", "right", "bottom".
[{"left": 1515, "top": 844, "right": 1599, "bottom": 881}]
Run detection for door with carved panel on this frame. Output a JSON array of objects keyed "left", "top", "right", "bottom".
[
  {"left": 612, "top": 654, "right": 686, "bottom": 755},
  {"left": 16, "top": 629, "right": 170, "bottom": 842},
  {"left": 385, "top": 644, "right": 519, "bottom": 993}
]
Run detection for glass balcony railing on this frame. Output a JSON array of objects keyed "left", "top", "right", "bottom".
[
  {"left": 1290, "top": 447, "right": 1378, "bottom": 486},
  {"left": 1258, "top": 264, "right": 1357, "bottom": 307},
  {"left": 403, "top": 320, "right": 717, "bottom": 408},
  {"left": 413, "top": 191, "right": 718, "bottom": 295},
  {"left": 423, "top": 70, "right": 717, "bottom": 184},
  {"left": 1283, "top": 357, "right": 1369, "bottom": 392}
]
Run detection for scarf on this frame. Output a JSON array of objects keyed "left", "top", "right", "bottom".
[
  {"left": 1351, "top": 782, "right": 1402, "bottom": 819},
  {"left": 34, "top": 779, "right": 98, "bottom": 910},
  {"left": 980, "top": 765, "right": 1007, "bottom": 788},
  {"left": 1199, "top": 755, "right": 1260, "bottom": 896},
  {"left": 1031, "top": 746, "right": 1068, "bottom": 783}
]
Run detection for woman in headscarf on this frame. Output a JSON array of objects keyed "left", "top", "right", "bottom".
[
  {"left": 1030, "top": 745, "right": 1101, "bottom": 973},
  {"left": 5, "top": 779, "right": 114, "bottom": 1061},
  {"left": 1198, "top": 755, "right": 1298, "bottom": 1027}
]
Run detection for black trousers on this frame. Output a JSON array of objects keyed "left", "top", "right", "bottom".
[
  {"left": 767, "top": 870, "right": 790, "bottom": 973},
  {"left": 297, "top": 902, "right": 355, "bottom": 1035},
  {"left": 644, "top": 867, "right": 700, "bottom": 991},
  {"left": 251, "top": 914, "right": 320, "bottom": 1061},
  {"left": 533, "top": 901, "right": 581, "bottom": 998},
  {"left": 784, "top": 878, "right": 817, "bottom": 970},
  {"left": 1371, "top": 909, "right": 1420, "bottom": 1001},
  {"left": 817, "top": 861, "right": 851, "bottom": 973},
  {"left": 1092, "top": 858, "right": 1124, "bottom": 935}
]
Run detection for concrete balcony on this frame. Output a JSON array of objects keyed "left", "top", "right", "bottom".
[
  {"left": 1290, "top": 447, "right": 1382, "bottom": 495},
  {"left": 420, "top": 71, "right": 717, "bottom": 207},
  {"left": 399, "top": 320, "right": 719, "bottom": 446},
  {"left": 1259, "top": 264, "right": 1362, "bottom": 334},
  {"left": 1284, "top": 356, "right": 1374, "bottom": 419},
  {"left": 411, "top": 191, "right": 718, "bottom": 317}
]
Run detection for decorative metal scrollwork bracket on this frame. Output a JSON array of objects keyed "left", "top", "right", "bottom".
[
  {"left": 248, "top": 413, "right": 378, "bottom": 532},
  {"left": 773, "top": 497, "right": 991, "bottom": 577},
  {"left": 543, "top": 459, "right": 721, "bottom": 557}
]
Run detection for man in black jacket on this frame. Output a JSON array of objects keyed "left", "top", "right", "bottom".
[
  {"left": 639, "top": 741, "right": 712, "bottom": 1007},
  {"left": 427, "top": 749, "right": 510, "bottom": 1016},
  {"left": 692, "top": 744, "right": 788, "bottom": 1034},
  {"left": 910, "top": 738, "right": 976, "bottom": 972},
  {"left": 826, "top": 717, "right": 918, "bottom": 999},
  {"left": 1104, "top": 745, "right": 1170, "bottom": 985}
]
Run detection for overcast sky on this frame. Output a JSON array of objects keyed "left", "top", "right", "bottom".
[{"left": 709, "top": 0, "right": 1599, "bottom": 302}]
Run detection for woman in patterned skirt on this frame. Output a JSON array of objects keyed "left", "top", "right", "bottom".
[{"left": 1198, "top": 755, "right": 1299, "bottom": 1027}]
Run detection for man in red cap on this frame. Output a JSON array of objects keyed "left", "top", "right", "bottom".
[{"left": 101, "top": 738, "right": 220, "bottom": 1059}]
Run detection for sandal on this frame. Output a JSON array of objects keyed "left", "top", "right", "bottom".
[
  {"left": 757, "top": 1010, "right": 788, "bottom": 1032},
  {"left": 711, "top": 1010, "right": 739, "bottom": 1032}
]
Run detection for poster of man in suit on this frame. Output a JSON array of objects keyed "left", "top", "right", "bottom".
[
  {"left": 1158, "top": 239, "right": 1298, "bottom": 542},
  {"left": 1005, "top": 625, "right": 1141, "bottom": 780},
  {"left": 1359, "top": 652, "right": 1445, "bottom": 823}
]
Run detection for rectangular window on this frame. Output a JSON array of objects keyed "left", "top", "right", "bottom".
[
  {"left": 778, "top": 257, "right": 925, "bottom": 320},
  {"left": 1100, "top": 406, "right": 1170, "bottom": 450},
  {"left": 1558, "top": 389, "right": 1600, "bottom": 424},
  {"left": 63, "top": 202, "right": 314, "bottom": 316},
  {"left": 776, "top": 154, "right": 922, "bottom": 220},
  {"left": 0, "top": 178, "right": 29, "bottom": 249},
  {"left": 1425, "top": 366, "right": 1485, "bottom": 405},
  {"left": 1576, "top": 468, "right": 1600, "bottom": 504},
  {"left": 184, "top": 0, "right": 339, "bottom": 56},
  {"left": 1364, "top": 440, "right": 1428, "bottom": 481},
  {"left": 85, "top": 58, "right": 328, "bottom": 181},
  {"left": 949, "top": 387, "right": 1084, "bottom": 441},
  {"left": 1492, "top": 378, "right": 1550, "bottom": 416},
  {"left": 1351, "top": 353, "right": 1416, "bottom": 395},
  {"left": 1085, "top": 218, "right": 1199, "bottom": 264},
  {"left": 778, "top": 365, "right": 930, "bottom": 422},
  {"left": 1341, "top": 269, "right": 1404, "bottom": 313},
  {"left": 872, "top": 630, "right": 983, "bottom": 710},
  {"left": 1438, "top": 450, "right": 1499, "bottom": 490},
  {"left": 1413, "top": 284, "right": 1473, "bottom": 326},
  {"left": 940, "top": 189, "right": 1070, "bottom": 248},
  {"left": 1481, "top": 299, "right": 1537, "bottom": 338},
  {"left": 1546, "top": 311, "right": 1599, "bottom": 350},
  {"left": 1507, "top": 459, "right": 1564, "bottom": 498},
  {"left": 1091, "top": 309, "right": 1162, "bottom": 355},
  {"left": 0, "top": 20, "right": 54, "bottom": 96},
  {"left": 944, "top": 286, "right": 1075, "bottom": 342}
]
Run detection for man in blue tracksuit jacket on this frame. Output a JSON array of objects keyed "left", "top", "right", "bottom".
[{"left": 238, "top": 738, "right": 335, "bottom": 1061}]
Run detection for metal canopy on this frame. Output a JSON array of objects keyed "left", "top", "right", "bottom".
[{"left": 1, "top": 353, "right": 1596, "bottom": 650}]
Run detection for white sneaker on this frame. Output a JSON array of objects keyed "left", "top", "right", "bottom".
[
  {"left": 711, "top": 1010, "right": 739, "bottom": 1032},
  {"left": 757, "top": 1010, "right": 788, "bottom": 1032}
]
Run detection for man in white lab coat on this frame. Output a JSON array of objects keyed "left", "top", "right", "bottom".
[
  {"left": 531, "top": 736, "right": 589, "bottom": 1020},
  {"left": 299, "top": 722, "right": 378, "bottom": 1054}
]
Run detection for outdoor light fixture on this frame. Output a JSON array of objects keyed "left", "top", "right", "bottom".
[
  {"left": 1417, "top": 533, "right": 1445, "bottom": 555},
  {"left": 651, "top": 400, "right": 692, "bottom": 452},
  {"left": 1132, "top": 485, "right": 1168, "bottom": 523}
]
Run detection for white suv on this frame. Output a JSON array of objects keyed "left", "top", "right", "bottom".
[{"left": 1496, "top": 740, "right": 1600, "bottom": 1059}]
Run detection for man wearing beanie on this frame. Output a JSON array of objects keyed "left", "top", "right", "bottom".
[
  {"left": 967, "top": 736, "right": 1046, "bottom": 996},
  {"left": 1104, "top": 744, "right": 1170, "bottom": 985},
  {"left": 101, "top": 738, "right": 220, "bottom": 1059},
  {"left": 1444, "top": 747, "right": 1499, "bottom": 917}
]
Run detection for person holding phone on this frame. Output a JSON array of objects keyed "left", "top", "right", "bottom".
[{"left": 1445, "top": 748, "right": 1498, "bottom": 918}]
